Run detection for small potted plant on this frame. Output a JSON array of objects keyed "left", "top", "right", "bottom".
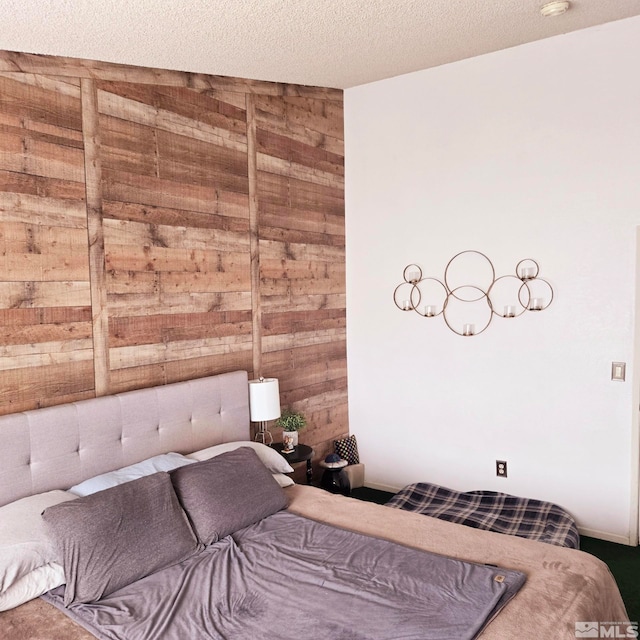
[{"left": 276, "top": 409, "right": 307, "bottom": 451}]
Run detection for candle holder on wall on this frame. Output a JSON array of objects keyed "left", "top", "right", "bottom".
[{"left": 393, "top": 251, "right": 554, "bottom": 337}]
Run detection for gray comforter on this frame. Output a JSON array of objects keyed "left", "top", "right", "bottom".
[{"left": 42, "top": 511, "right": 525, "bottom": 640}]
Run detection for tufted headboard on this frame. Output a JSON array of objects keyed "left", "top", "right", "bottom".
[{"left": 0, "top": 370, "right": 250, "bottom": 507}]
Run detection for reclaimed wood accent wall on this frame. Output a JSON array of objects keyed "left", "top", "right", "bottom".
[{"left": 0, "top": 51, "right": 346, "bottom": 470}]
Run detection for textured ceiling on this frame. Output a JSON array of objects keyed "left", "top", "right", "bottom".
[{"left": 1, "top": 0, "right": 639, "bottom": 88}]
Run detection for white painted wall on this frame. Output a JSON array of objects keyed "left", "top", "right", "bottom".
[{"left": 345, "top": 16, "right": 640, "bottom": 543}]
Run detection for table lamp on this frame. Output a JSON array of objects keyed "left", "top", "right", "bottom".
[{"left": 248, "top": 377, "right": 281, "bottom": 445}]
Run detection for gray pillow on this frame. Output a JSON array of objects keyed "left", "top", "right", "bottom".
[
  {"left": 170, "top": 446, "right": 288, "bottom": 545},
  {"left": 42, "top": 472, "right": 200, "bottom": 606}
]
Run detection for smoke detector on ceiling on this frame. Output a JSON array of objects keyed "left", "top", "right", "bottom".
[{"left": 540, "top": 1, "right": 570, "bottom": 17}]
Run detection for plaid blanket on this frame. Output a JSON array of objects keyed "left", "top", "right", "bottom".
[{"left": 386, "top": 482, "right": 580, "bottom": 549}]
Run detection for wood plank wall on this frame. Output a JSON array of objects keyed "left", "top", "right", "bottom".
[{"left": 0, "top": 51, "right": 346, "bottom": 474}]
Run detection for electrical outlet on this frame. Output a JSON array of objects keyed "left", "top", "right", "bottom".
[{"left": 496, "top": 460, "right": 508, "bottom": 478}]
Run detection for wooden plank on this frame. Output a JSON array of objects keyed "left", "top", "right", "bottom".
[
  {"left": 0, "top": 51, "right": 343, "bottom": 101},
  {"left": 255, "top": 101, "right": 344, "bottom": 157},
  {"left": 109, "top": 334, "right": 253, "bottom": 370},
  {"left": 0, "top": 360, "right": 95, "bottom": 414},
  {"left": 99, "top": 114, "right": 158, "bottom": 177},
  {"left": 259, "top": 238, "right": 345, "bottom": 262},
  {"left": 106, "top": 291, "right": 252, "bottom": 316},
  {"left": 258, "top": 201, "right": 344, "bottom": 236},
  {"left": 257, "top": 171, "right": 344, "bottom": 217},
  {"left": 0, "top": 192, "right": 87, "bottom": 228},
  {"left": 0, "top": 72, "right": 81, "bottom": 98},
  {"left": 160, "top": 270, "right": 250, "bottom": 293},
  {"left": 262, "top": 328, "right": 346, "bottom": 353},
  {"left": 0, "top": 130, "right": 86, "bottom": 182},
  {"left": 0, "top": 388, "right": 96, "bottom": 416},
  {"left": 0, "top": 169, "right": 86, "bottom": 201},
  {"left": 284, "top": 99, "right": 344, "bottom": 140},
  {"left": 109, "top": 351, "right": 253, "bottom": 395},
  {"left": 102, "top": 167, "right": 225, "bottom": 214},
  {"left": 261, "top": 293, "right": 346, "bottom": 313},
  {"left": 106, "top": 270, "right": 158, "bottom": 295},
  {"left": 256, "top": 152, "right": 344, "bottom": 190},
  {"left": 0, "top": 281, "right": 91, "bottom": 307},
  {"left": 162, "top": 350, "right": 254, "bottom": 386},
  {"left": 0, "top": 338, "right": 93, "bottom": 371},
  {"left": 104, "top": 244, "right": 249, "bottom": 275},
  {"left": 260, "top": 277, "right": 345, "bottom": 297},
  {"left": 103, "top": 218, "right": 250, "bottom": 253},
  {"left": 0, "top": 75, "right": 83, "bottom": 131},
  {"left": 279, "top": 377, "right": 348, "bottom": 408},
  {"left": 155, "top": 129, "right": 248, "bottom": 184},
  {"left": 246, "top": 94, "right": 261, "bottom": 377},
  {"left": 0, "top": 222, "right": 87, "bottom": 255},
  {"left": 97, "top": 89, "right": 247, "bottom": 154},
  {"left": 152, "top": 85, "right": 247, "bottom": 133},
  {"left": 262, "top": 309, "right": 346, "bottom": 335},
  {"left": 81, "top": 78, "right": 110, "bottom": 396},
  {"left": 270, "top": 358, "right": 348, "bottom": 390},
  {"left": 102, "top": 200, "right": 250, "bottom": 233},
  {"left": 258, "top": 224, "right": 345, "bottom": 248},
  {"left": 260, "top": 259, "right": 345, "bottom": 282},
  {"left": 262, "top": 341, "right": 347, "bottom": 371},
  {"left": 0, "top": 321, "right": 92, "bottom": 346},
  {"left": 256, "top": 127, "right": 344, "bottom": 175},
  {"left": 109, "top": 310, "right": 252, "bottom": 347},
  {"left": 0, "top": 253, "right": 88, "bottom": 281},
  {"left": 0, "top": 115, "right": 84, "bottom": 149},
  {"left": 0, "top": 307, "right": 91, "bottom": 326}
]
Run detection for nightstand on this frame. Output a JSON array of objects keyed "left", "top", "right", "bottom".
[{"left": 272, "top": 443, "right": 314, "bottom": 485}]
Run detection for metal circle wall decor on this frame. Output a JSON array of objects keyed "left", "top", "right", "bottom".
[
  {"left": 393, "top": 252, "right": 554, "bottom": 337},
  {"left": 445, "top": 251, "right": 495, "bottom": 302},
  {"left": 411, "top": 277, "right": 448, "bottom": 317},
  {"left": 443, "top": 285, "right": 493, "bottom": 336},
  {"left": 488, "top": 275, "right": 529, "bottom": 318}
]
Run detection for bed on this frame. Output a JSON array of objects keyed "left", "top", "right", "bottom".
[{"left": 0, "top": 370, "right": 629, "bottom": 640}]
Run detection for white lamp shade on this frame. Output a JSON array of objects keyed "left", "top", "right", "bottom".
[{"left": 248, "top": 378, "right": 281, "bottom": 422}]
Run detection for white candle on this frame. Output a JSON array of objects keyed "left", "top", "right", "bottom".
[
  {"left": 530, "top": 298, "right": 543, "bottom": 311},
  {"left": 408, "top": 271, "right": 420, "bottom": 283},
  {"left": 521, "top": 267, "right": 535, "bottom": 280},
  {"left": 402, "top": 300, "right": 411, "bottom": 310},
  {"left": 504, "top": 305, "right": 516, "bottom": 317},
  {"left": 425, "top": 305, "right": 436, "bottom": 317},
  {"left": 463, "top": 323, "right": 475, "bottom": 336}
]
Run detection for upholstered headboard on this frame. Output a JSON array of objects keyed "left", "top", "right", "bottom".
[{"left": 0, "top": 370, "right": 250, "bottom": 507}]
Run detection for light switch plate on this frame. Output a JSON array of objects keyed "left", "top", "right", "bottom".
[{"left": 611, "top": 362, "right": 626, "bottom": 382}]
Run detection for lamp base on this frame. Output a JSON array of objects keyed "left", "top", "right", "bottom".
[{"left": 254, "top": 422, "right": 273, "bottom": 445}]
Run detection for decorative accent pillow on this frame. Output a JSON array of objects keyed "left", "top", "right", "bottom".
[
  {"left": 334, "top": 435, "right": 360, "bottom": 465},
  {"left": 186, "top": 441, "right": 294, "bottom": 475},
  {"left": 171, "top": 447, "right": 288, "bottom": 545},
  {"left": 42, "top": 472, "right": 200, "bottom": 606},
  {"left": 68, "top": 452, "right": 195, "bottom": 497},
  {"left": 0, "top": 490, "right": 76, "bottom": 611}
]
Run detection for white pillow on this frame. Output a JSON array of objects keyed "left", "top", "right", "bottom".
[
  {"left": 273, "top": 473, "right": 295, "bottom": 488},
  {"left": 0, "top": 490, "right": 76, "bottom": 611},
  {"left": 0, "top": 564, "right": 65, "bottom": 612},
  {"left": 187, "top": 441, "right": 294, "bottom": 475},
  {"left": 69, "top": 452, "right": 195, "bottom": 497}
]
